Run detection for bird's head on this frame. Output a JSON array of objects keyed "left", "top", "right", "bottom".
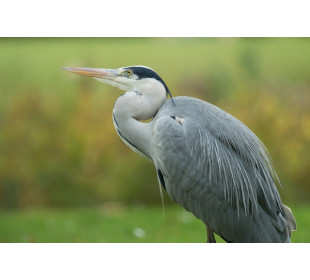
[{"left": 62, "top": 65, "right": 172, "bottom": 100}]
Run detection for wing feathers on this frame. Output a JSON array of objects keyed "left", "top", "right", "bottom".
[{"left": 152, "top": 97, "right": 295, "bottom": 242}]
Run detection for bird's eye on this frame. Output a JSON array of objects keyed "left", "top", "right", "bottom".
[{"left": 126, "top": 69, "right": 133, "bottom": 76}]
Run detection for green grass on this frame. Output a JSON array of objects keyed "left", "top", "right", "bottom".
[
  {"left": 0, "top": 39, "right": 308, "bottom": 244},
  {"left": 0, "top": 204, "right": 307, "bottom": 243}
]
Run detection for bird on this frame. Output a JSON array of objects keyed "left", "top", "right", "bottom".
[{"left": 62, "top": 65, "right": 296, "bottom": 242}]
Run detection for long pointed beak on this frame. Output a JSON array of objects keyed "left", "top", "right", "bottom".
[{"left": 62, "top": 67, "right": 120, "bottom": 79}]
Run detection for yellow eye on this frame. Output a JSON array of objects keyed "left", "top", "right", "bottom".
[{"left": 126, "top": 69, "right": 133, "bottom": 76}]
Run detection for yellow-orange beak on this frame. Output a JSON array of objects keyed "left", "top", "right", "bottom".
[{"left": 62, "top": 67, "right": 120, "bottom": 79}]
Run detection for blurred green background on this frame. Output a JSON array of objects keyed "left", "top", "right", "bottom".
[{"left": 0, "top": 38, "right": 309, "bottom": 242}]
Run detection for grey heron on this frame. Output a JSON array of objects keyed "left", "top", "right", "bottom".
[{"left": 63, "top": 65, "right": 296, "bottom": 243}]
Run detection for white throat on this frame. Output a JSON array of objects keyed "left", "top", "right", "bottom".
[{"left": 112, "top": 78, "right": 167, "bottom": 158}]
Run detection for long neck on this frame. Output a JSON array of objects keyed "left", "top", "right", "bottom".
[
  {"left": 112, "top": 82, "right": 166, "bottom": 159},
  {"left": 113, "top": 113, "right": 154, "bottom": 159}
]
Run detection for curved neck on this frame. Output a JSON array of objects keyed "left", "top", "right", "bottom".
[
  {"left": 113, "top": 114, "right": 154, "bottom": 159},
  {"left": 112, "top": 82, "right": 166, "bottom": 159}
]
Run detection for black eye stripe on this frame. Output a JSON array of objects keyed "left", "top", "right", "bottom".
[{"left": 123, "top": 66, "right": 170, "bottom": 94}]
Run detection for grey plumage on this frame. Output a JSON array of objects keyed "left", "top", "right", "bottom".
[
  {"left": 63, "top": 65, "right": 296, "bottom": 243},
  {"left": 153, "top": 97, "right": 295, "bottom": 242}
]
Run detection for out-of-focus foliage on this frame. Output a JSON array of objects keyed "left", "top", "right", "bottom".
[{"left": 0, "top": 38, "right": 310, "bottom": 209}]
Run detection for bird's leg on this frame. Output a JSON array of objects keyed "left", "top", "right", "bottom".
[{"left": 206, "top": 226, "right": 216, "bottom": 243}]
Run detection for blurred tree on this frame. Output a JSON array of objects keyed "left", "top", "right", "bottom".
[{"left": 0, "top": 38, "right": 309, "bottom": 209}]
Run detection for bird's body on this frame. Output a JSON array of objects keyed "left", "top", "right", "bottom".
[
  {"left": 114, "top": 96, "right": 295, "bottom": 242},
  {"left": 63, "top": 65, "right": 296, "bottom": 242}
]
